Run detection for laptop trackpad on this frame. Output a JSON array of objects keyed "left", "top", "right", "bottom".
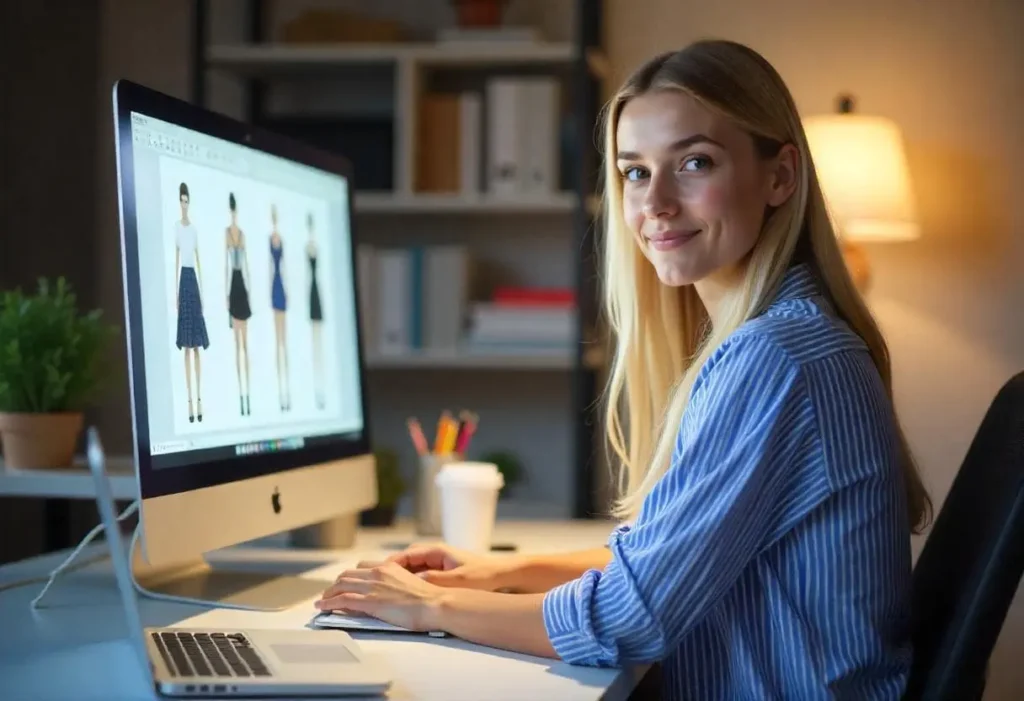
[{"left": 270, "top": 643, "right": 358, "bottom": 665}]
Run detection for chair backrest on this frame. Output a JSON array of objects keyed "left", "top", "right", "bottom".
[{"left": 905, "top": 371, "right": 1024, "bottom": 700}]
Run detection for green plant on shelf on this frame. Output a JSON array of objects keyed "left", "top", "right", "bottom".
[
  {"left": 477, "top": 449, "right": 524, "bottom": 498},
  {"left": 0, "top": 277, "right": 117, "bottom": 414}
]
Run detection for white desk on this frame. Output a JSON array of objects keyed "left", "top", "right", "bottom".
[{"left": 0, "top": 520, "right": 645, "bottom": 700}]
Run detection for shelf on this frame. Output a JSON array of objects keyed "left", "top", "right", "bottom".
[
  {"left": 365, "top": 345, "right": 603, "bottom": 371},
  {"left": 353, "top": 191, "right": 576, "bottom": 214},
  {"left": 0, "top": 457, "right": 137, "bottom": 500},
  {"left": 366, "top": 348, "right": 574, "bottom": 370},
  {"left": 207, "top": 42, "right": 577, "bottom": 74}
]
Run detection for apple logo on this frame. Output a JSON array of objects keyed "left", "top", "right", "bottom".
[{"left": 271, "top": 487, "right": 281, "bottom": 514}]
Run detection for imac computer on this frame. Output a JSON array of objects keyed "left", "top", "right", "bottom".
[{"left": 111, "top": 79, "right": 375, "bottom": 610}]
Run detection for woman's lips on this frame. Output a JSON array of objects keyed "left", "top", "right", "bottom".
[{"left": 646, "top": 229, "right": 701, "bottom": 251}]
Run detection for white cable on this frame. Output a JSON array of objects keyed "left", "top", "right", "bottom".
[
  {"left": 29, "top": 499, "right": 141, "bottom": 608},
  {"left": 127, "top": 523, "right": 275, "bottom": 612},
  {"left": 24, "top": 499, "right": 279, "bottom": 612}
]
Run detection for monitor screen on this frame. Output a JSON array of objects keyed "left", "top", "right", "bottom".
[{"left": 124, "top": 110, "right": 364, "bottom": 473}]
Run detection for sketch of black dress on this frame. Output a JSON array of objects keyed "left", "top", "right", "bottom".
[
  {"left": 308, "top": 253, "right": 323, "bottom": 322},
  {"left": 228, "top": 242, "right": 251, "bottom": 322}
]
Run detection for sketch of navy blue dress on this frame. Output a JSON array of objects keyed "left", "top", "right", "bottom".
[
  {"left": 271, "top": 241, "right": 286, "bottom": 312},
  {"left": 269, "top": 206, "right": 290, "bottom": 412}
]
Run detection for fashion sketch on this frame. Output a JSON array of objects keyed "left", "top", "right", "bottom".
[
  {"left": 174, "top": 182, "right": 209, "bottom": 423},
  {"left": 269, "top": 204, "right": 290, "bottom": 412},
  {"left": 306, "top": 213, "right": 325, "bottom": 410},
  {"left": 225, "top": 193, "right": 252, "bottom": 416}
]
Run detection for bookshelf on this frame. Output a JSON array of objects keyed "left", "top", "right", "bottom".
[
  {"left": 206, "top": 41, "right": 578, "bottom": 70},
  {"left": 353, "top": 191, "right": 576, "bottom": 214},
  {"left": 194, "top": 0, "right": 606, "bottom": 519}
]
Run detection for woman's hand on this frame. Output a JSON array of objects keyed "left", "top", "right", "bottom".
[
  {"left": 315, "top": 562, "right": 446, "bottom": 632},
  {"left": 369, "top": 543, "right": 527, "bottom": 592}
]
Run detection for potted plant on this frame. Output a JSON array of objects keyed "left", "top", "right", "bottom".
[
  {"left": 0, "top": 278, "right": 116, "bottom": 469},
  {"left": 478, "top": 449, "right": 524, "bottom": 499},
  {"left": 360, "top": 448, "right": 407, "bottom": 527}
]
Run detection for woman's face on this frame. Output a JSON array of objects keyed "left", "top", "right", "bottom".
[
  {"left": 179, "top": 193, "right": 189, "bottom": 218},
  {"left": 616, "top": 90, "right": 797, "bottom": 287}
]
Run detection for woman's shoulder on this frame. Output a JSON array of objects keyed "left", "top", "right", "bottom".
[
  {"left": 738, "top": 300, "right": 867, "bottom": 365},
  {"left": 693, "top": 311, "right": 868, "bottom": 400}
]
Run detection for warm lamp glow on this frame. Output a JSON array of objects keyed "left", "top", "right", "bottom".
[{"left": 803, "top": 96, "right": 920, "bottom": 288}]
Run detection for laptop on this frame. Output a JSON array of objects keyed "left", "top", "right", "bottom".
[{"left": 86, "top": 427, "right": 393, "bottom": 697}]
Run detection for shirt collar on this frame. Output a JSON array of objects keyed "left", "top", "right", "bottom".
[{"left": 772, "top": 262, "right": 820, "bottom": 304}]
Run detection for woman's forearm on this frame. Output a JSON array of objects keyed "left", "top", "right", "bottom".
[
  {"left": 432, "top": 590, "right": 557, "bottom": 659},
  {"left": 509, "top": 548, "right": 612, "bottom": 594}
]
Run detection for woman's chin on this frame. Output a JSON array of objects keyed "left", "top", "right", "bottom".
[{"left": 654, "top": 260, "right": 701, "bottom": 287}]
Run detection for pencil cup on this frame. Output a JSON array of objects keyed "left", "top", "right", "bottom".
[
  {"left": 414, "top": 453, "right": 458, "bottom": 536},
  {"left": 435, "top": 462, "right": 504, "bottom": 552}
]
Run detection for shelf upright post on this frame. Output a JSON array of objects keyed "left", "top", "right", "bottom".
[
  {"left": 246, "top": 0, "right": 266, "bottom": 124},
  {"left": 570, "top": 0, "right": 605, "bottom": 519},
  {"left": 191, "top": 0, "right": 207, "bottom": 107}
]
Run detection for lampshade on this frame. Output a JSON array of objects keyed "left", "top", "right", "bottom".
[{"left": 804, "top": 107, "right": 920, "bottom": 242}]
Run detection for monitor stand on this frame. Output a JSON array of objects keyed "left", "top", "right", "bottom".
[{"left": 129, "top": 532, "right": 333, "bottom": 611}]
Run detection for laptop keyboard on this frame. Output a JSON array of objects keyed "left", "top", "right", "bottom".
[{"left": 152, "top": 631, "right": 272, "bottom": 678}]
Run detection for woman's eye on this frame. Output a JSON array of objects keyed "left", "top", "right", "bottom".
[
  {"left": 682, "top": 155, "right": 712, "bottom": 172},
  {"left": 622, "top": 166, "right": 648, "bottom": 182}
]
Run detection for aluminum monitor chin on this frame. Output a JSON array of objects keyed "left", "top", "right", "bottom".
[{"left": 111, "top": 79, "right": 375, "bottom": 609}]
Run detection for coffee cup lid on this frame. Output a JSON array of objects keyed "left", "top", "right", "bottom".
[{"left": 435, "top": 462, "right": 504, "bottom": 489}]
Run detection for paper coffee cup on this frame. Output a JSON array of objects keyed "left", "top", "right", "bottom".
[{"left": 435, "top": 462, "right": 504, "bottom": 552}]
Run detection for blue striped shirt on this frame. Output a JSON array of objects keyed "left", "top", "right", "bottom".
[{"left": 543, "top": 264, "right": 913, "bottom": 699}]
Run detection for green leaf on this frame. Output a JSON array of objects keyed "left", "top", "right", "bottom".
[{"left": 0, "top": 277, "right": 118, "bottom": 413}]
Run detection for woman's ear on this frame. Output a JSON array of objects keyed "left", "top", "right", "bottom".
[{"left": 766, "top": 143, "right": 799, "bottom": 208}]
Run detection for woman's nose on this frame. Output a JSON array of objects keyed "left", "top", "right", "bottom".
[{"left": 641, "top": 173, "right": 679, "bottom": 219}]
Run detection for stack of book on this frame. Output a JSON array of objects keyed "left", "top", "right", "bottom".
[
  {"left": 465, "top": 287, "right": 576, "bottom": 354},
  {"left": 357, "top": 244, "right": 577, "bottom": 358}
]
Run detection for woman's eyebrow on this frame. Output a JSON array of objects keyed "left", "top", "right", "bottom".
[{"left": 616, "top": 133, "right": 724, "bottom": 161}]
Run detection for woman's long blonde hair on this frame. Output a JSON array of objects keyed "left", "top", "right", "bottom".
[{"left": 601, "top": 39, "right": 931, "bottom": 533}]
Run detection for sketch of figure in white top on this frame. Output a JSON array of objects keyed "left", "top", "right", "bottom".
[{"left": 174, "top": 181, "right": 208, "bottom": 423}]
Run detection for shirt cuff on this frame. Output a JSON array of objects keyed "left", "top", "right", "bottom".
[{"left": 542, "top": 570, "right": 614, "bottom": 666}]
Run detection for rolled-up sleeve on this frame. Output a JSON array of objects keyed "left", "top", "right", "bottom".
[{"left": 542, "top": 334, "right": 817, "bottom": 667}]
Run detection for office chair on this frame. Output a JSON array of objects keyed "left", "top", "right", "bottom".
[{"left": 904, "top": 371, "right": 1024, "bottom": 701}]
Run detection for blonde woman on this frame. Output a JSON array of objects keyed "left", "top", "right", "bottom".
[{"left": 316, "top": 40, "right": 931, "bottom": 699}]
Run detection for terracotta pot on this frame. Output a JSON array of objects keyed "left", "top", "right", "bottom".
[{"left": 0, "top": 412, "right": 83, "bottom": 469}]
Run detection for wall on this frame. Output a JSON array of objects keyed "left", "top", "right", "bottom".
[
  {"left": 605, "top": 0, "right": 1024, "bottom": 698},
  {"left": 0, "top": 0, "right": 101, "bottom": 562}
]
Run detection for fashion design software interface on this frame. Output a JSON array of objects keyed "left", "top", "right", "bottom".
[{"left": 127, "top": 112, "right": 363, "bottom": 462}]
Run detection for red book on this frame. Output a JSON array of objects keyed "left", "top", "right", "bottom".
[{"left": 492, "top": 287, "right": 576, "bottom": 307}]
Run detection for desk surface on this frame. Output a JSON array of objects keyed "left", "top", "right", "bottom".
[{"left": 0, "top": 519, "right": 642, "bottom": 701}]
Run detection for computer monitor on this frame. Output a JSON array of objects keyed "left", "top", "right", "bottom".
[{"left": 111, "top": 79, "right": 376, "bottom": 610}]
